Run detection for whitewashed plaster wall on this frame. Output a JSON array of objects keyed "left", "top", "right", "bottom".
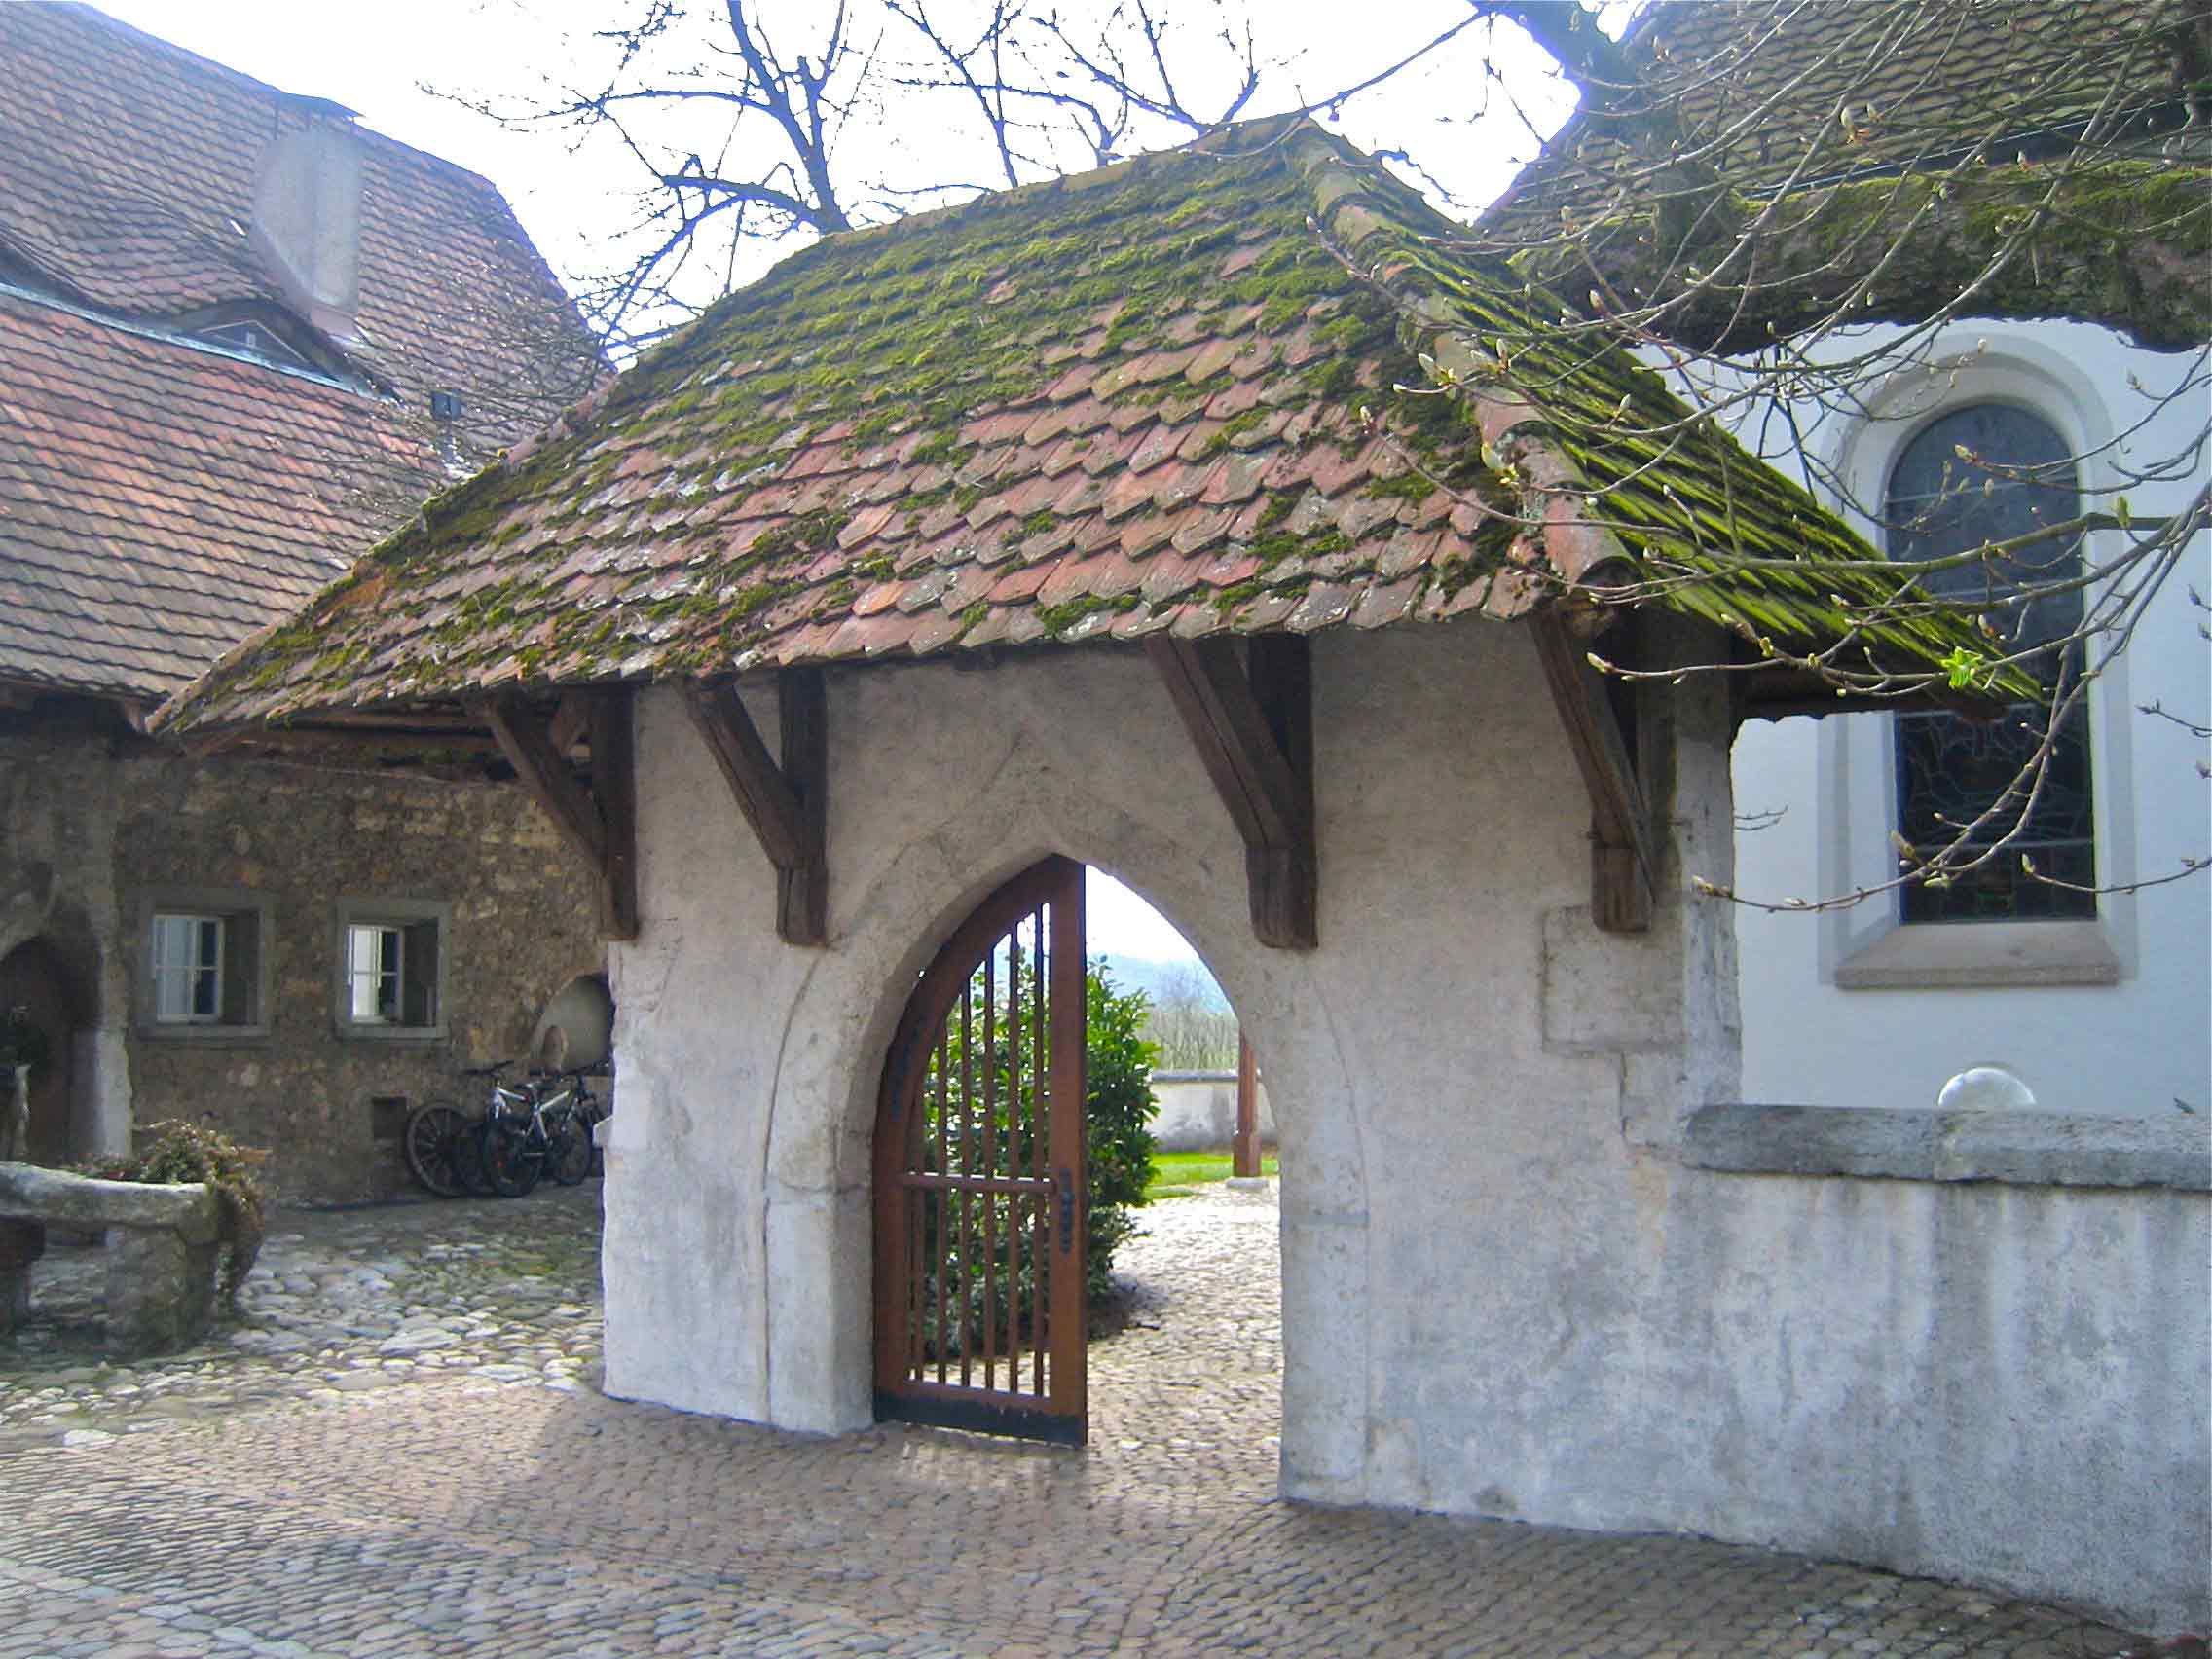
[
  {"left": 601, "top": 616, "right": 2209, "bottom": 1634},
  {"left": 1149, "top": 1074, "right": 1275, "bottom": 1153},
  {"left": 1727, "top": 319, "right": 2211, "bottom": 1116}
]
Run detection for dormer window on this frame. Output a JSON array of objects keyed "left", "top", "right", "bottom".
[{"left": 197, "top": 318, "right": 313, "bottom": 371}]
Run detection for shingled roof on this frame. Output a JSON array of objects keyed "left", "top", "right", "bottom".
[
  {"left": 0, "top": 292, "right": 442, "bottom": 699},
  {"left": 1493, "top": 0, "right": 2203, "bottom": 236},
  {"left": 160, "top": 117, "right": 2004, "bottom": 736},
  {"left": 0, "top": 4, "right": 599, "bottom": 703},
  {"left": 0, "top": 4, "right": 594, "bottom": 453}
]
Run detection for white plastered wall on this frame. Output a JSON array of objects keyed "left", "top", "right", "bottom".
[
  {"left": 599, "top": 617, "right": 2209, "bottom": 1634},
  {"left": 1729, "top": 319, "right": 2212, "bottom": 1115}
]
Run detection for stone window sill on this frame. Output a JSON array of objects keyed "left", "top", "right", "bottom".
[
  {"left": 333, "top": 1023, "right": 448, "bottom": 1045},
  {"left": 1834, "top": 918, "right": 2120, "bottom": 990},
  {"left": 1683, "top": 1103, "right": 2209, "bottom": 1192},
  {"left": 135, "top": 1023, "right": 271, "bottom": 1046}
]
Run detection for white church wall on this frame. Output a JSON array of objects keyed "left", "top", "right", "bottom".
[{"left": 1724, "top": 319, "right": 2211, "bottom": 1115}]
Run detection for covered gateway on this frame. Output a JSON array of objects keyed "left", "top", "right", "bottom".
[{"left": 162, "top": 118, "right": 2205, "bottom": 1633}]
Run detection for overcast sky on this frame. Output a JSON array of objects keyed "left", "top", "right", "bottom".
[
  {"left": 94, "top": 0, "right": 1584, "bottom": 318},
  {"left": 88, "top": 0, "right": 1593, "bottom": 970}
]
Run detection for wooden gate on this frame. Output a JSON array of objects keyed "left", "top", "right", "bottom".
[{"left": 873, "top": 856, "right": 1088, "bottom": 1443}]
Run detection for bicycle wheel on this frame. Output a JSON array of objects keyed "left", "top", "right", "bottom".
[
  {"left": 548, "top": 1116, "right": 591, "bottom": 1187},
  {"left": 574, "top": 1086, "right": 608, "bottom": 1179},
  {"left": 452, "top": 1117, "right": 497, "bottom": 1197},
  {"left": 402, "top": 1099, "right": 469, "bottom": 1198},
  {"left": 483, "top": 1117, "right": 544, "bottom": 1198}
]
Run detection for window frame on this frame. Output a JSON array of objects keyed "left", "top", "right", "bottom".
[
  {"left": 331, "top": 898, "right": 451, "bottom": 1042},
  {"left": 150, "top": 911, "right": 225, "bottom": 1024},
  {"left": 1803, "top": 328, "right": 2137, "bottom": 990},
  {"left": 1881, "top": 400, "right": 2097, "bottom": 926},
  {"left": 133, "top": 888, "right": 274, "bottom": 1042}
]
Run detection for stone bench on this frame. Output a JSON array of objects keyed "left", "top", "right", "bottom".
[{"left": 0, "top": 1161, "right": 226, "bottom": 1358}]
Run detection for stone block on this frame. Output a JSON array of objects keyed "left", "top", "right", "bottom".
[
  {"left": 0, "top": 1161, "right": 222, "bottom": 1240},
  {"left": 1682, "top": 1102, "right": 2212, "bottom": 1191},
  {"left": 1539, "top": 904, "right": 1681, "bottom": 1055},
  {"left": 105, "top": 1226, "right": 219, "bottom": 1358},
  {"left": 0, "top": 1215, "right": 43, "bottom": 1332}
]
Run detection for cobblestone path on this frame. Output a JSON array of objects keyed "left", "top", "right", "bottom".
[{"left": 0, "top": 1183, "right": 2151, "bottom": 1657}]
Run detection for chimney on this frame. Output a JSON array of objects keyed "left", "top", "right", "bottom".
[{"left": 248, "top": 118, "right": 363, "bottom": 345}]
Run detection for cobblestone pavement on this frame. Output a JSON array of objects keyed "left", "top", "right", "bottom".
[{"left": 0, "top": 1182, "right": 2155, "bottom": 1657}]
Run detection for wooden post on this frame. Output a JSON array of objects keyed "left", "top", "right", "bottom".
[
  {"left": 1529, "top": 614, "right": 1658, "bottom": 933},
  {"left": 1233, "top": 1032, "right": 1260, "bottom": 1179},
  {"left": 589, "top": 688, "right": 640, "bottom": 941},
  {"left": 680, "top": 672, "right": 829, "bottom": 946},
  {"left": 1146, "top": 636, "right": 1317, "bottom": 948},
  {"left": 481, "top": 689, "right": 638, "bottom": 942}
]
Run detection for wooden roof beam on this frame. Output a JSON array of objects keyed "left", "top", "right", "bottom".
[
  {"left": 1530, "top": 613, "right": 1657, "bottom": 933},
  {"left": 681, "top": 668, "right": 828, "bottom": 946},
  {"left": 480, "top": 688, "right": 639, "bottom": 941},
  {"left": 1148, "top": 636, "right": 1316, "bottom": 949},
  {"left": 547, "top": 690, "right": 593, "bottom": 756}
]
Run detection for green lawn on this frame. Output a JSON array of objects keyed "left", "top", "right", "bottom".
[{"left": 1144, "top": 1150, "right": 1279, "bottom": 1201}]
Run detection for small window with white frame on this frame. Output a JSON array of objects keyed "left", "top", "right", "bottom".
[
  {"left": 345, "top": 923, "right": 405, "bottom": 1024},
  {"left": 333, "top": 900, "right": 449, "bottom": 1039},
  {"left": 135, "top": 889, "right": 273, "bottom": 1038},
  {"left": 151, "top": 913, "right": 224, "bottom": 1023}
]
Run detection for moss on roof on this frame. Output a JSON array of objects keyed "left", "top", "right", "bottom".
[{"left": 161, "top": 116, "right": 2012, "bottom": 734}]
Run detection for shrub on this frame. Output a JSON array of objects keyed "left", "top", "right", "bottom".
[
  {"left": 913, "top": 955, "right": 1159, "bottom": 1361},
  {"left": 1083, "top": 960, "right": 1160, "bottom": 1301},
  {"left": 76, "top": 1120, "right": 270, "bottom": 1302}
]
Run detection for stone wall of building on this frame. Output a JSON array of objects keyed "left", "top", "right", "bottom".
[
  {"left": 1, "top": 719, "right": 133, "bottom": 1162},
  {"left": 2, "top": 720, "right": 602, "bottom": 1201},
  {"left": 597, "top": 618, "right": 2208, "bottom": 1636},
  {"left": 118, "top": 754, "right": 603, "bottom": 1201}
]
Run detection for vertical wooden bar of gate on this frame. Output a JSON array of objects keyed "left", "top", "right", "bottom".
[{"left": 872, "top": 856, "right": 1088, "bottom": 1444}]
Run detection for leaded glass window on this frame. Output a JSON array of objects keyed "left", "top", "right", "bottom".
[{"left": 1886, "top": 403, "right": 2094, "bottom": 922}]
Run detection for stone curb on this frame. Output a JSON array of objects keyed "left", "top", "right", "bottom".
[
  {"left": 0, "top": 1162, "right": 223, "bottom": 1241},
  {"left": 1683, "top": 1103, "right": 2212, "bottom": 1191}
]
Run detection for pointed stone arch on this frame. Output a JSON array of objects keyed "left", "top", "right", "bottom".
[{"left": 750, "top": 758, "right": 1374, "bottom": 1496}]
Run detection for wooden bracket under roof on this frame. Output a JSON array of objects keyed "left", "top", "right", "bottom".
[
  {"left": 1530, "top": 613, "right": 1657, "bottom": 934},
  {"left": 1148, "top": 636, "right": 1316, "bottom": 950},
  {"left": 480, "top": 686, "right": 639, "bottom": 941},
  {"left": 681, "top": 668, "right": 829, "bottom": 947}
]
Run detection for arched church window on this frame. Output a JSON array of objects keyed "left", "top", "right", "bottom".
[{"left": 1885, "top": 402, "right": 2094, "bottom": 923}]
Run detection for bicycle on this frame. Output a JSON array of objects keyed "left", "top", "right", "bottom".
[
  {"left": 479, "top": 1070, "right": 596, "bottom": 1197},
  {"left": 402, "top": 1061, "right": 537, "bottom": 1198},
  {"left": 567, "top": 1064, "right": 610, "bottom": 1178}
]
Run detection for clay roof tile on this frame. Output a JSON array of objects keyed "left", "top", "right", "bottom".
[{"left": 158, "top": 112, "right": 1984, "bottom": 730}]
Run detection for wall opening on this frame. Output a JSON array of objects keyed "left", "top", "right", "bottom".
[
  {"left": 1083, "top": 869, "right": 1284, "bottom": 1494},
  {"left": 368, "top": 1093, "right": 409, "bottom": 1144},
  {"left": 0, "top": 936, "right": 91, "bottom": 1165},
  {"left": 866, "top": 859, "right": 1286, "bottom": 1479}
]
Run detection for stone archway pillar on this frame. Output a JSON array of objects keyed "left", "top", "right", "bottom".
[{"left": 1276, "top": 1196, "right": 1370, "bottom": 1499}]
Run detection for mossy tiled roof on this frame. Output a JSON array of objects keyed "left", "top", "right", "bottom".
[{"left": 162, "top": 117, "right": 1989, "bottom": 734}]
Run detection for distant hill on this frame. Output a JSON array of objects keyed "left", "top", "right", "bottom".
[{"left": 1094, "top": 953, "right": 1230, "bottom": 1012}]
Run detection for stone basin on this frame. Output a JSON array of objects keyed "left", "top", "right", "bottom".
[{"left": 0, "top": 1161, "right": 225, "bottom": 1358}]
